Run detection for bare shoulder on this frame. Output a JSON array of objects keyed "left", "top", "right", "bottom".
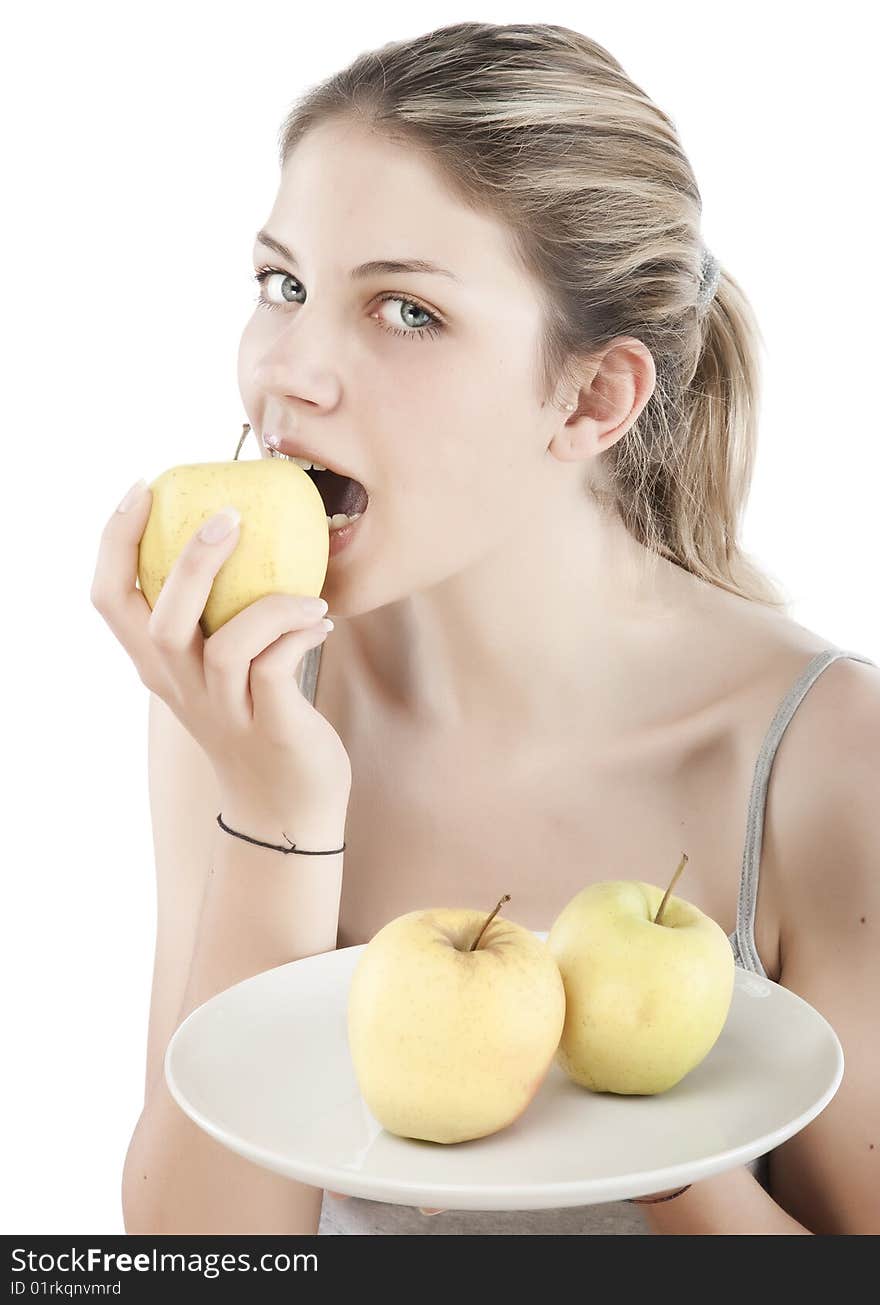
[
  {"left": 760, "top": 643, "right": 880, "bottom": 835},
  {"left": 692, "top": 579, "right": 875, "bottom": 723},
  {"left": 712, "top": 601, "right": 880, "bottom": 1232},
  {"left": 751, "top": 640, "right": 880, "bottom": 1233},
  {"left": 744, "top": 608, "right": 879, "bottom": 892}
]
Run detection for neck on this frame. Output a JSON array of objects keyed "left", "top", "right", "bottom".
[{"left": 345, "top": 492, "right": 732, "bottom": 749}]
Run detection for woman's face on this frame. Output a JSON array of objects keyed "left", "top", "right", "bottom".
[{"left": 238, "top": 117, "right": 567, "bottom": 616}]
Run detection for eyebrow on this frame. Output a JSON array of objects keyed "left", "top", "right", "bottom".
[{"left": 255, "top": 229, "right": 460, "bottom": 282}]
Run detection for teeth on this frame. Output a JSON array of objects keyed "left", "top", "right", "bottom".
[
  {"left": 269, "top": 449, "right": 327, "bottom": 472},
  {"left": 269, "top": 450, "right": 363, "bottom": 531}
]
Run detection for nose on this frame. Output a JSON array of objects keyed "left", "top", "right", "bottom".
[{"left": 251, "top": 303, "right": 341, "bottom": 400}]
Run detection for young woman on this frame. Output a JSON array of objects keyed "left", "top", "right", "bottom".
[{"left": 93, "top": 22, "right": 879, "bottom": 1235}]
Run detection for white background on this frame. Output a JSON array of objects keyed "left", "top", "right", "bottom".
[{"left": 2, "top": 1, "right": 876, "bottom": 1234}]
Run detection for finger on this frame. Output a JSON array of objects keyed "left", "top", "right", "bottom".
[
  {"left": 203, "top": 596, "right": 329, "bottom": 732},
  {"left": 419, "top": 1208, "right": 445, "bottom": 1216},
  {"left": 247, "top": 618, "right": 331, "bottom": 735},
  {"left": 147, "top": 505, "right": 243, "bottom": 707},
  {"left": 90, "top": 481, "right": 165, "bottom": 688},
  {"left": 327, "top": 1191, "right": 349, "bottom": 1200}
]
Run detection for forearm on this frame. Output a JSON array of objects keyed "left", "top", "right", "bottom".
[
  {"left": 176, "top": 796, "right": 346, "bottom": 1020},
  {"left": 642, "top": 1164, "right": 812, "bottom": 1235},
  {"left": 124, "top": 800, "right": 346, "bottom": 1235}
]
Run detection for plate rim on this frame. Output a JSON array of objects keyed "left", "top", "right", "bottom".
[{"left": 164, "top": 938, "right": 844, "bottom": 1207}]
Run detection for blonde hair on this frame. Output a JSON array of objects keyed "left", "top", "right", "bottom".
[{"left": 278, "top": 21, "right": 789, "bottom": 610}]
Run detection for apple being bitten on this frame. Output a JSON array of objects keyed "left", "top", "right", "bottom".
[
  {"left": 547, "top": 855, "right": 735, "bottom": 1095},
  {"left": 347, "top": 896, "right": 566, "bottom": 1144},
  {"left": 137, "top": 430, "right": 329, "bottom": 637}
]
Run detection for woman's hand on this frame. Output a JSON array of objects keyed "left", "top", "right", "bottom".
[{"left": 90, "top": 482, "right": 352, "bottom": 825}]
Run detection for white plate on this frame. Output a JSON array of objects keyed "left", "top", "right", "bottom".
[{"left": 165, "top": 934, "right": 843, "bottom": 1209}]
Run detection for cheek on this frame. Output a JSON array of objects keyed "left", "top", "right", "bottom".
[
  {"left": 383, "top": 406, "right": 535, "bottom": 536},
  {"left": 383, "top": 454, "right": 498, "bottom": 558}
]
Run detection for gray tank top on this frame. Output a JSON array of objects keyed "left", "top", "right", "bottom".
[{"left": 299, "top": 645, "right": 876, "bottom": 1234}]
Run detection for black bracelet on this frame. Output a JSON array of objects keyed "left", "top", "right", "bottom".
[
  {"left": 627, "top": 1184, "right": 692, "bottom": 1205},
  {"left": 216, "top": 812, "right": 346, "bottom": 856}
]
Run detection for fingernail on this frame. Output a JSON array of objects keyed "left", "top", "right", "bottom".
[
  {"left": 116, "top": 479, "right": 147, "bottom": 513},
  {"left": 420, "top": 1208, "right": 443, "bottom": 1216},
  {"left": 199, "top": 505, "right": 240, "bottom": 542},
  {"left": 301, "top": 597, "right": 329, "bottom": 616}
]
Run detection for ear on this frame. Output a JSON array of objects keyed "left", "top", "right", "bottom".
[{"left": 550, "top": 336, "right": 656, "bottom": 463}]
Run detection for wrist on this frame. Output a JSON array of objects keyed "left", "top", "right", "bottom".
[{"left": 218, "top": 797, "right": 348, "bottom": 853}]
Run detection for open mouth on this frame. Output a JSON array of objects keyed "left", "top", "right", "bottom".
[
  {"left": 267, "top": 449, "right": 370, "bottom": 527},
  {"left": 308, "top": 466, "right": 370, "bottom": 518}
]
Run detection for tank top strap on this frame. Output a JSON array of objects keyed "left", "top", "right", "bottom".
[
  {"left": 298, "top": 641, "right": 323, "bottom": 706},
  {"left": 729, "top": 648, "right": 878, "bottom": 977}
]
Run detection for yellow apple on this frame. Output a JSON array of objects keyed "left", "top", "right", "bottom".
[
  {"left": 137, "top": 456, "right": 329, "bottom": 636},
  {"left": 547, "top": 855, "right": 734, "bottom": 1095},
  {"left": 347, "top": 896, "right": 566, "bottom": 1144}
]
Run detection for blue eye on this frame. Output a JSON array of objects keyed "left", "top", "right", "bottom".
[{"left": 251, "top": 265, "right": 445, "bottom": 341}]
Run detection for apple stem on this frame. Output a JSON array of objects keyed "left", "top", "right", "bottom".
[
  {"left": 234, "top": 423, "right": 251, "bottom": 461},
  {"left": 469, "top": 894, "right": 511, "bottom": 951},
  {"left": 652, "top": 853, "right": 689, "bottom": 926}
]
